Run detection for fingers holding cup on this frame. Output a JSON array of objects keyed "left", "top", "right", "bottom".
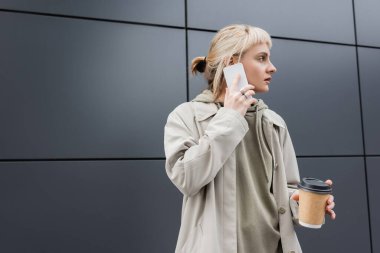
[{"left": 326, "top": 194, "right": 336, "bottom": 220}]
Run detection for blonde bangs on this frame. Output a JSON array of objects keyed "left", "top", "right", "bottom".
[{"left": 240, "top": 26, "right": 272, "bottom": 57}]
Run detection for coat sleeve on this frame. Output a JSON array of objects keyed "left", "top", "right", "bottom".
[
  {"left": 164, "top": 105, "right": 248, "bottom": 197},
  {"left": 281, "top": 126, "right": 301, "bottom": 225}
]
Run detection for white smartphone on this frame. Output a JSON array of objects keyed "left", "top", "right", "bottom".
[{"left": 223, "top": 63, "right": 249, "bottom": 90}]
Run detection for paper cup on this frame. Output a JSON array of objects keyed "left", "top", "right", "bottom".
[{"left": 298, "top": 178, "right": 332, "bottom": 229}]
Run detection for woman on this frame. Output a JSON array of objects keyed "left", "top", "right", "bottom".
[{"left": 164, "top": 24, "right": 336, "bottom": 253}]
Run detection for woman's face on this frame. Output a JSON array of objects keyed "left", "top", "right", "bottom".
[{"left": 238, "top": 43, "right": 277, "bottom": 93}]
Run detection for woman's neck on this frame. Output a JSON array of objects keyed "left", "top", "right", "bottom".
[{"left": 215, "top": 87, "right": 226, "bottom": 103}]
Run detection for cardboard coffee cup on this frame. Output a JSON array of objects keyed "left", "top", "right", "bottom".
[{"left": 297, "top": 177, "right": 332, "bottom": 229}]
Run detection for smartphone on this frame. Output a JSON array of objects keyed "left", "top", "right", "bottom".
[{"left": 223, "top": 63, "right": 249, "bottom": 90}]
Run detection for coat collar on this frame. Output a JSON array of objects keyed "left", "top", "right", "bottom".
[
  {"left": 192, "top": 101, "right": 219, "bottom": 122},
  {"left": 191, "top": 100, "right": 286, "bottom": 129},
  {"left": 191, "top": 90, "right": 285, "bottom": 128}
]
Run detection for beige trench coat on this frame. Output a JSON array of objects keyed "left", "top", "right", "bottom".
[{"left": 164, "top": 100, "right": 302, "bottom": 253}]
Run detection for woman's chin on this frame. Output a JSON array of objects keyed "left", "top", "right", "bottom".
[{"left": 255, "top": 86, "right": 270, "bottom": 93}]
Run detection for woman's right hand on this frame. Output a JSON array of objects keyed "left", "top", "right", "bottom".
[{"left": 224, "top": 74, "right": 257, "bottom": 116}]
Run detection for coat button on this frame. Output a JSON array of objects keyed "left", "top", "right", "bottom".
[{"left": 279, "top": 207, "right": 286, "bottom": 214}]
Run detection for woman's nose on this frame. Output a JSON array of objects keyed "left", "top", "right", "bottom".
[{"left": 268, "top": 61, "right": 277, "bottom": 74}]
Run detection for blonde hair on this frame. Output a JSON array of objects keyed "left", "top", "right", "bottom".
[{"left": 191, "top": 24, "right": 272, "bottom": 100}]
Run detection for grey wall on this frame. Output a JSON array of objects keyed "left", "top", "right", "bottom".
[{"left": 0, "top": 1, "right": 379, "bottom": 252}]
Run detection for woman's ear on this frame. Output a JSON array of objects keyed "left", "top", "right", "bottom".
[{"left": 223, "top": 56, "right": 237, "bottom": 66}]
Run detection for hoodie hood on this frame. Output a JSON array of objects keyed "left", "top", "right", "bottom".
[
  {"left": 192, "top": 90, "right": 215, "bottom": 103},
  {"left": 192, "top": 89, "right": 268, "bottom": 113}
]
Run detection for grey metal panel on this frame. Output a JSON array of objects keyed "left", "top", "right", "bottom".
[
  {"left": 367, "top": 157, "right": 380, "bottom": 253},
  {"left": 0, "top": 12, "right": 186, "bottom": 159},
  {"left": 189, "top": 31, "right": 363, "bottom": 156},
  {"left": 0, "top": 160, "right": 182, "bottom": 253},
  {"left": 187, "top": 0, "right": 355, "bottom": 44},
  {"left": 355, "top": 0, "right": 380, "bottom": 47},
  {"left": 358, "top": 48, "right": 380, "bottom": 155},
  {"left": 188, "top": 30, "right": 215, "bottom": 100},
  {"left": 296, "top": 157, "right": 370, "bottom": 253},
  {"left": 260, "top": 39, "right": 362, "bottom": 156},
  {"left": 0, "top": 0, "right": 184, "bottom": 27}
]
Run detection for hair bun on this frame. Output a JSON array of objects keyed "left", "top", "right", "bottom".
[{"left": 195, "top": 57, "right": 207, "bottom": 73}]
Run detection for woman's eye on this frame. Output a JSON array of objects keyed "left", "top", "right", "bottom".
[{"left": 258, "top": 56, "right": 265, "bottom": 62}]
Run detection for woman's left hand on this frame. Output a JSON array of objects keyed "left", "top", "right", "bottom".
[
  {"left": 324, "top": 179, "right": 336, "bottom": 220},
  {"left": 290, "top": 179, "right": 336, "bottom": 220}
]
